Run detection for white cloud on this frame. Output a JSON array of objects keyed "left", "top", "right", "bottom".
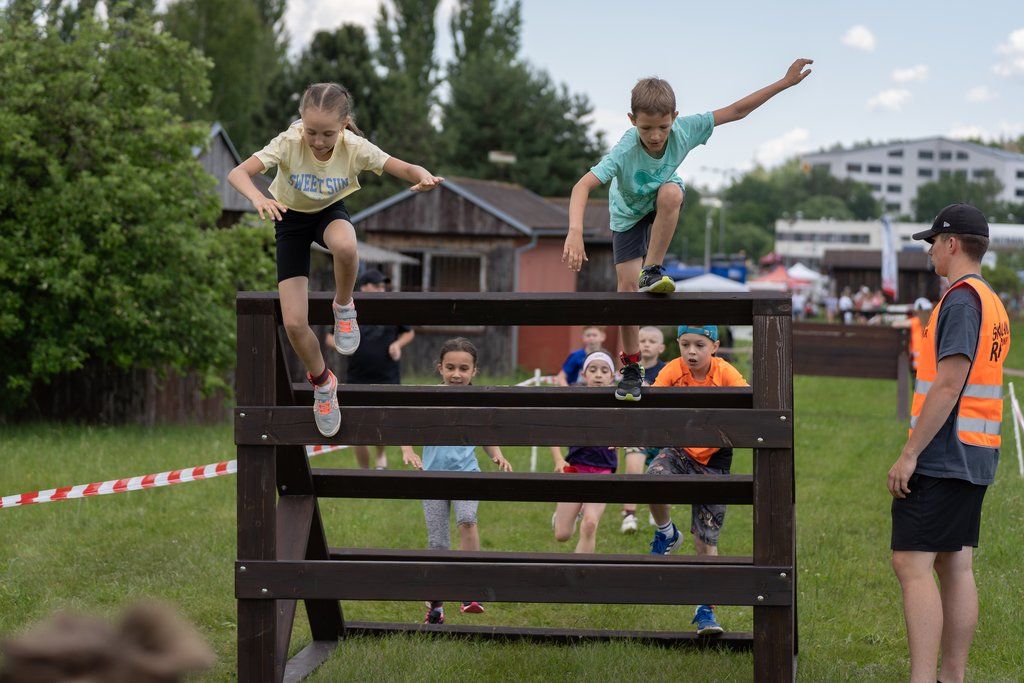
[
  {"left": 867, "top": 89, "right": 911, "bottom": 111},
  {"left": 994, "top": 27, "right": 1024, "bottom": 77},
  {"left": 754, "top": 128, "right": 811, "bottom": 167},
  {"left": 891, "top": 65, "right": 928, "bottom": 83},
  {"left": 841, "top": 25, "right": 876, "bottom": 52},
  {"left": 966, "top": 86, "right": 997, "bottom": 102}
]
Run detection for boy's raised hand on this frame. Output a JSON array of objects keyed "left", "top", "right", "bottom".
[
  {"left": 562, "top": 231, "right": 588, "bottom": 272},
  {"left": 410, "top": 175, "right": 445, "bottom": 192},
  {"left": 782, "top": 58, "right": 813, "bottom": 88}
]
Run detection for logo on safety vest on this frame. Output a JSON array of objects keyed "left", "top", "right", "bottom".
[{"left": 990, "top": 321, "right": 1010, "bottom": 362}]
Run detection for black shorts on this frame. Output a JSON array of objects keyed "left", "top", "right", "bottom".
[
  {"left": 612, "top": 211, "right": 655, "bottom": 265},
  {"left": 891, "top": 473, "right": 987, "bottom": 552},
  {"left": 274, "top": 200, "right": 351, "bottom": 282}
]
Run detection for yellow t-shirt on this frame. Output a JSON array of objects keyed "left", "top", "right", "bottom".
[{"left": 254, "top": 122, "right": 390, "bottom": 213}]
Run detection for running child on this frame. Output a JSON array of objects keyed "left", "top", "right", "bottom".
[
  {"left": 620, "top": 325, "right": 667, "bottom": 533},
  {"left": 562, "top": 59, "right": 813, "bottom": 401},
  {"left": 228, "top": 82, "right": 444, "bottom": 437},
  {"left": 551, "top": 351, "right": 619, "bottom": 554},
  {"left": 647, "top": 325, "right": 748, "bottom": 636},
  {"left": 401, "top": 338, "right": 513, "bottom": 624}
]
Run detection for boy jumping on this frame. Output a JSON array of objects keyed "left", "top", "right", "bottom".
[{"left": 563, "top": 59, "right": 813, "bottom": 400}]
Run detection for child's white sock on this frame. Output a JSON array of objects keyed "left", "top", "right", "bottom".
[
  {"left": 333, "top": 298, "right": 354, "bottom": 310},
  {"left": 657, "top": 520, "right": 674, "bottom": 535}
]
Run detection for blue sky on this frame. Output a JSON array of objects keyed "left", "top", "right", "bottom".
[{"left": 284, "top": 0, "right": 1024, "bottom": 189}]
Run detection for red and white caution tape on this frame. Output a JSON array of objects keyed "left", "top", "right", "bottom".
[{"left": 0, "top": 444, "right": 349, "bottom": 510}]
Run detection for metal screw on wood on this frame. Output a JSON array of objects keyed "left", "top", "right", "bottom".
[
  {"left": 780, "top": 415, "right": 787, "bottom": 421},
  {"left": 261, "top": 434, "right": 268, "bottom": 441},
  {"left": 757, "top": 595, "right": 765, "bottom": 602},
  {"left": 239, "top": 566, "right": 246, "bottom": 572},
  {"left": 240, "top": 412, "right": 246, "bottom": 418},
  {"left": 261, "top": 588, "right": 268, "bottom": 594},
  {"left": 780, "top": 572, "right": 787, "bottom": 578},
  {"left": 280, "top": 485, "right": 288, "bottom": 492},
  {"left": 757, "top": 437, "right": 764, "bottom": 443}
]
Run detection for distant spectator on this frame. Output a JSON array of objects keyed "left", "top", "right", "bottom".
[
  {"left": 839, "top": 288, "right": 854, "bottom": 325},
  {"left": 555, "top": 326, "right": 606, "bottom": 386},
  {"left": 791, "top": 291, "right": 806, "bottom": 320}
]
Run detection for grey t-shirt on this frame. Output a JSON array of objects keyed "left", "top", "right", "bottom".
[{"left": 914, "top": 276, "right": 998, "bottom": 485}]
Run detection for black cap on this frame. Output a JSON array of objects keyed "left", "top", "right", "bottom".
[
  {"left": 355, "top": 269, "right": 390, "bottom": 287},
  {"left": 912, "top": 203, "right": 989, "bottom": 243}
]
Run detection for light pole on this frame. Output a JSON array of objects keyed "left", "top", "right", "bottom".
[{"left": 700, "top": 197, "right": 723, "bottom": 273}]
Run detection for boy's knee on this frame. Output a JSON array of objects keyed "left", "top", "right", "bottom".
[
  {"left": 617, "top": 273, "right": 639, "bottom": 292},
  {"left": 656, "top": 183, "right": 684, "bottom": 210},
  {"left": 554, "top": 528, "right": 573, "bottom": 543},
  {"left": 579, "top": 517, "right": 599, "bottom": 537}
]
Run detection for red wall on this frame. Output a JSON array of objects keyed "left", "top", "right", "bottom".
[{"left": 516, "top": 238, "right": 578, "bottom": 373}]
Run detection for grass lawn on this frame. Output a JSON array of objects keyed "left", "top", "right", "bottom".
[{"left": 2, "top": 373, "right": 1023, "bottom": 681}]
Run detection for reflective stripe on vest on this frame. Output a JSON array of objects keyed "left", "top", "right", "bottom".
[{"left": 909, "top": 276, "right": 1010, "bottom": 449}]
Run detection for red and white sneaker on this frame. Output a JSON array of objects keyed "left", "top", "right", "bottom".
[
  {"left": 332, "top": 301, "right": 360, "bottom": 355},
  {"left": 460, "top": 601, "right": 485, "bottom": 614}
]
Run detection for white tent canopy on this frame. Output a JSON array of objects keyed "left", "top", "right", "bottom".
[
  {"left": 674, "top": 273, "right": 750, "bottom": 292},
  {"left": 787, "top": 262, "right": 825, "bottom": 281}
]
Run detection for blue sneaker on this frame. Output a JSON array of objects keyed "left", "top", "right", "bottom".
[
  {"left": 649, "top": 524, "right": 683, "bottom": 555},
  {"left": 692, "top": 605, "right": 723, "bottom": 636}
]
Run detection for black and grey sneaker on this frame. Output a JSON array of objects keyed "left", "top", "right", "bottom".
[
  {"left": 637, "top": 264, "right": 675, "bottom": 294},
  {"left": 615, "top": 362, "right": 644, "bottom": 401}
]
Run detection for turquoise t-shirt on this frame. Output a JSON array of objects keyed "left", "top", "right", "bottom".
[
  {"left": 591, "top": 112, "right": 715, "bottom": 232},
  {"left": 422, "top": 445, "right": 481, "bottom": 472}
]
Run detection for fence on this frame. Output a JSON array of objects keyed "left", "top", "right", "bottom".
[{"left": 235, "top": 290, "right": 796, "bottom": 682}]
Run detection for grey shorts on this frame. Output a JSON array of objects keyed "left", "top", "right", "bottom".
[
  {"left": 612, "top": 211, "right": 655, "bottom": 264},
  {"left": 422, "top": 499, "right": 479, "bottom": 551},
  {"left": 646, "top": 448, "right": 727, "bottom": 546}
]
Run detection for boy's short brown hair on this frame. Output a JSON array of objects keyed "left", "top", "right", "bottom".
[{"left": 631, "top": 77, "right": 676, "bottom": 116}]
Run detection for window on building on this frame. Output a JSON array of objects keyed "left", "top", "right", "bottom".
[
  {"left": 430, "top": 254, "right": 484, "bottom": 292},
  {"left": 939, "top": 151, "right": 952, "bottom": 161},
  {"left": 887, "top": 149, "right": 904, "bottom": 158},
  {"left": 972, "top": 169, "right": 994, "bottom": 179},
  {"left": 888, "top": 166, "right": 902, "bottom": 175},
  {"left": 918, "top": 168, "right": 933, "bottom": 178},
  {"left": 918, "top": 150, "right": 934, "bottom": 159},
  {"left": 399, "top": 251, "right": 424, "bottom": 292},
  {"left": 956, "top": 151, "right": 968, "bottom": 160},
  {"left": 867, "top": 164, "right": 882, "bottom": 174},
  {"left": 887, "top": 184, "right": 902, "bottom": 193},
  {"left": 1016, "top": 169, "right": 1024, "bottom": 179},
  {"left": 846, "top": 163, "right": 862, "bottom": 173},
  {"left": 1017, "top": 188, "right": 1024, "bottom": 198},
  {"left": 870, "top": 183, "right": 882, "bottom": 191}
]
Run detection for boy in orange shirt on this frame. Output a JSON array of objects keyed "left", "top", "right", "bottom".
[{"left": 647, "top": 324, "right": 748, "bottom": 636}]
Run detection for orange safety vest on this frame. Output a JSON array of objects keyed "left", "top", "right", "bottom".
[
  {"left": 909, "top": 317, "right": 924, "bottom": 372},
  {"left": 910, "top": 276, "right": 1010, "bottom": 448}
]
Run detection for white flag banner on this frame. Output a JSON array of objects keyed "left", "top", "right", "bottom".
[{"left": 881, "top": 215, "right": 898, "bottom": 300}]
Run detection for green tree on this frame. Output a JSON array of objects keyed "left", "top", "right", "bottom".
[
  {"left": 0, "top": 5, "right": 274, "bottom": 413},
  {"left": 440, "top": 0, "right": 604, "bottom": 196},
  {"left": 162, "top": 0, "right": 287, "bottom": 155},
  {"left": 913, "top": 174, "right": 1004, "bottom": 221},
  {"left": 796, "top": 195, "right": 854, "bottom": 220}
]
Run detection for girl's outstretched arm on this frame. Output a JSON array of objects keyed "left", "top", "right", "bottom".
[
  {"left": 401, "top": 446, "right": 422, "bottom": 469},
  {"left": 483, "top": 446, "right": 512, "bottom": 472},
  {"left": 383, "top": 157, "right": 445, "bottom": 192},
  {"left": 227, "top": 156, "right": 289, "bottom": 220}
]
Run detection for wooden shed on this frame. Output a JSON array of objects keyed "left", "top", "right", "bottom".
[
  {"left": 196, "top": 122, "right": 272, "bottom": 227},
  {"left": 351, "top": 178, "right": 618, "bottom": 376},
  {"left": 822, "top": 249, "right": 941, "bottom": 303}
]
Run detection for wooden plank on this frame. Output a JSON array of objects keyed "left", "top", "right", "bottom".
[
  {"left": 236, "top": 309, "right": 279, "bottom": 683},
  {"left": 344, "top": 621, "right": 753, "bottom": 651},
  {"left": 897, "top": 350, "right": 910, "bottom": 421},
  {"left": 236, "top": 406, "right": 791, "bottom": 448},
  {"left": 311, "top": 470, "right": 753, "bottom": 504},
  {"left": 237, "top": 290, "right": 791, "bottom": 325},
  {"left": 327, "top": 547, "right": 753, "bottom": 565},
  {"left": 290, "top": 384, "right": 755, "bottom": 409},
  {"left": 752, "top": 312, "right": 796, "bottom": 682},
  {"left": 282, "top": 641, "right": 338, "bottom": 683},
  {"left": 236, "top": 560, "right": 792, "bottom": 606}
]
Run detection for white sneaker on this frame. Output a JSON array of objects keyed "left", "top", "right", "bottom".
[
  {"left": 648, "top": 512, "right": 657, "bottom": 527},
  {"left": 332, "top": 301, "right": 360, "bottom": 355},
  {"left": 310, "top": 370, "right": 341, "bottom": 437},
  {"left": 620, "top": 513, "right": 639, "bottom": 534}
]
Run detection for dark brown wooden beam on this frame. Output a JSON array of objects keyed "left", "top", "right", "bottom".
[
  {"left": 237, "top": 290, "right": 790, "bottom": 325},
  {"left": 236, "top": 560, "right": 792, "bottom": 606},
  {"left": 281, "top": 641, "right": 338, "bottom": 683},
  {"left": 327, "top": 547, "right": 753, "bottom": 565},
  {"left": 235, "top": 406, "right": 791, "bottom": 448},
  {"left": 344, "top": 621, "right": 754, "bottom": 651},
  {"left": 310, "top": 470, "right": 753, "bottom": 504},
  {"left": 288, "top": 384, "right": 755, "bottom": 409}
]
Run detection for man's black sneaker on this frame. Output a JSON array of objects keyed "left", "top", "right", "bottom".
[
  {"left": 615, "top": 362, "right": 644, "bottom": 401},
  {"left": 637, "top": 264, "right": 675, "bottom": 294}
]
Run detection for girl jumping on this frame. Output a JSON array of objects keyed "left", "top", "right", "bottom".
[
  {"left": 401, "top": 338, "right": 513, "bottom": 624},
  {"left": 228, "top": 82, "right": 443, "bottom": 436}
]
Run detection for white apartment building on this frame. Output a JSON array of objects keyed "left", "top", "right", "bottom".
[
  {"left": 800, "top": 138, "right": 1024, "bottom": 216},
  {"left": 775, "top": 218, "right": 1024, "bottom": 270}
]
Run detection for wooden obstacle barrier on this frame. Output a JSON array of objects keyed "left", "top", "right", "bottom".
[
  {"left": 235, "top": 291, "right": 796, "bottom": 682},
  {"left": 793, "top": 322, "right": 911, "bottom": 420}
]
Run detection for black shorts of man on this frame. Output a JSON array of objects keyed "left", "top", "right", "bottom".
[
  {"left": 340, "top": 269, "right": 414, "bottom": 469},
  {"left": 887, "top": 203, "right": 1010, "bottom": 683}
]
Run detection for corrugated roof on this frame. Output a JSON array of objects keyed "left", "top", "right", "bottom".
[
  {"left": 447, "top": 177, "right": 569, "bottom": 229},
  {"left": 546, "top": 197, "right": 612, "bottom": 241}
]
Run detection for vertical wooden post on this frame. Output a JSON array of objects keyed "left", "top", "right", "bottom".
[
  {"left": 237, "top": 299, "right": 279, "bottom": 682},
  {"left": 752, "top": 309, "right": 796, "bottom": 681},
  {"left": 896, "top": 329, "right": 910, "bottom": 422}
]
